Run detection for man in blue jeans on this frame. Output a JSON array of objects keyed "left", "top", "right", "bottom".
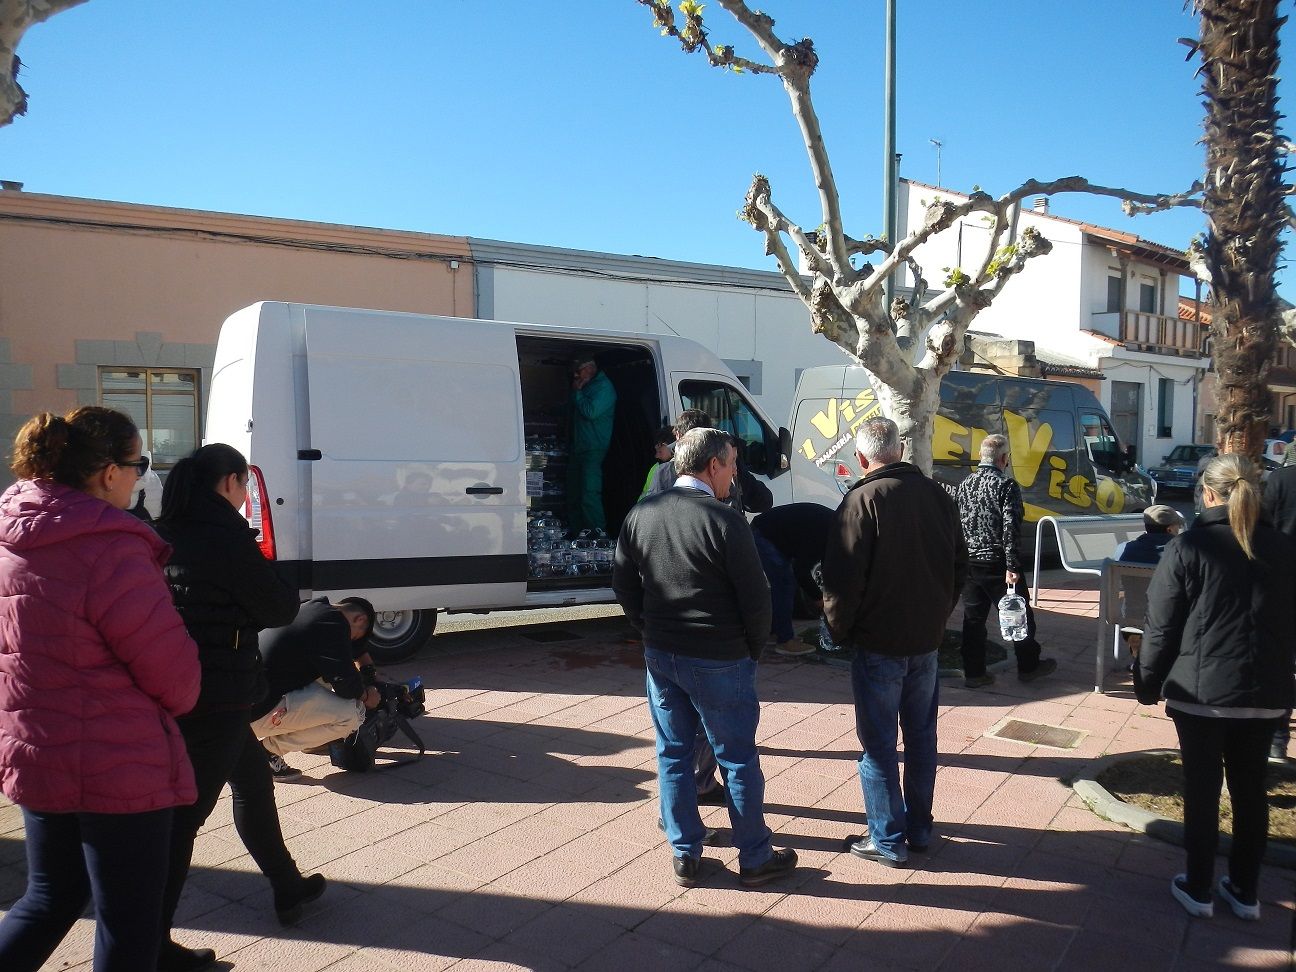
[
  {"left": 822, "top": 418, "right": 966, "bottom": 868},
  {"left": 614, "top": 428, "right": 797, "bottom": 888}
]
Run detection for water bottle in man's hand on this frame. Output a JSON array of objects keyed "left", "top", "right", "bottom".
[{"left": 998, "top": 593, "right": 1029, "bottom": 642}]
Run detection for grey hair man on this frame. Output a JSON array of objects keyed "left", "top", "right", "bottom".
[
  {"left": 821, "top": 417, "right": 967, "bottom": 868},
  {"left": 614, "top": 427, "right": 796, "bottom": 888},
  {"left": 955, "top": 433, "right": 1054, "bottom": 688}
]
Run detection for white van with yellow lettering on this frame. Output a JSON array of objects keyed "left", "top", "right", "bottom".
[
  {"left": 205, "top": 301, "right": 790, "bottom": 662},
  {"left": 789, "top": 366, "right": 1155, "bottom": 522}
]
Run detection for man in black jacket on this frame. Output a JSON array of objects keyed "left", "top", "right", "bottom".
[
  {"left": 822, "top": 418, "right": 967, "bottom": 869},
  {"left": 642, "top": 407, "right": 772, "bottom": 804},
  {"left": 251, "top": 597, "right": 381, "bottom": 777},
  {"left": 615, "top": 428, "right": 796, "bottom": 889},
  {"left": 955, "top": 433, "right": 1054, "bottom": 687}
]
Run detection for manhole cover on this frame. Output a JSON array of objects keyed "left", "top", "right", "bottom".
[
  {"left": 989, "top": 719, "right": 1086, "bottom": 750},
  {"left": 519, "top": 627, "right": 581, "bottom": 643}
]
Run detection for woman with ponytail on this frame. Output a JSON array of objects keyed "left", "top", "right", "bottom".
[
  {"left": 151, "top": 443, "right": 321, "bottom": 970},
  {"left": 0, "top": 408, "right": 201, "bottom": 972},
  {"left": 1137, "top": 453, "right": 1296, "bottom": 922}
]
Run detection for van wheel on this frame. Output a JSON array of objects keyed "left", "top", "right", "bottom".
[{"left": 368, "top": 609, "right": 438, "bottom": 664}]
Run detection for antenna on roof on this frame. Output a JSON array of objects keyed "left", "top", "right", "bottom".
[{"left": 929, "top": 139, "right": 943, "bottom": 188}]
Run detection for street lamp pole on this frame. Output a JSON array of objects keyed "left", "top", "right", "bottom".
[{"left": 883, "top": 0, "right": 897, "bottom": 304}]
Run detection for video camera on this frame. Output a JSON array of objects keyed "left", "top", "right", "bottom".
[{"left": 329, "top": 676, "right": 427, "bottom": 773}]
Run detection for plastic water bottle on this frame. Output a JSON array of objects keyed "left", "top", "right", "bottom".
[{"left": 998, "top": 592, "right": 1029, "bottom": 642}]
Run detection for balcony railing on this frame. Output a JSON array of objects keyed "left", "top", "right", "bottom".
[{"left": 1090, "top": 310, "right": 1202, "bottom": 355}]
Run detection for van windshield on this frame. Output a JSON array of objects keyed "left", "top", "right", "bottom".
[
  {"left": 679, "top": 380, "right": 772, "bottom": 473},
  {"left": 1080, "top": 410, "right": 1122, "bottom": 469}
]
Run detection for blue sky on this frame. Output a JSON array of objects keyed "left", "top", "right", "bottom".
[{"left": 4, "top": 1, "right": 1253, "bottom": 293}]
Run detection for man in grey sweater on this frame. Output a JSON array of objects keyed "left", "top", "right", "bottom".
[{"left": 614, "top": 428, "right": 797, "bottom": 889}]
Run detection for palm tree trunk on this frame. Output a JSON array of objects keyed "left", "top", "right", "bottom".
[{"left": 1196, "top": 0, "right": 1286, "bottom": 458}]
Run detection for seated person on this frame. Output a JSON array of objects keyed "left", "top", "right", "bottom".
[
  {"left": 1115, "top": 504, "right": 1185, "bottom": 564},
  {"left": 1113, "top": 505, "right": 1184, "bottom": 659},
  {"left": 252, "top": 596, "right": 382, "bottom": 779}
]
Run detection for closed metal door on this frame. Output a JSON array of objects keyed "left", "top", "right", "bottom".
[{"left": 1110, "top": 381, "right": 1142, "bottom": 450}]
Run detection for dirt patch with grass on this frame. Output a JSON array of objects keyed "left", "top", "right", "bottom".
[{"left": 1097, "top": 752, "right": 1296, "bottom": 844}]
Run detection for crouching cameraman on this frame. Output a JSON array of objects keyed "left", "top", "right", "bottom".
[{"left": 251, "top": 596, "right": 383, "bottom": 780}]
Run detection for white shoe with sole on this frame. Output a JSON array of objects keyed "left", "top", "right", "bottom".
[
  {"left": 1218, "top": 877, "right": 1260, "bottom": 920},
  {"left": 1171, "top": 875, "right": 1213, "bottom": 918}
]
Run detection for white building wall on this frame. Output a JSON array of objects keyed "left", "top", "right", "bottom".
[
  {"left": 1101, "top": 354, "right": 1202, "bottom": 465},
  {"left": 896, "top": 182, "right": 1095, "bottom": 361},
  {"left": 485, "top": 265, "right": 843, "bottom": 431}
]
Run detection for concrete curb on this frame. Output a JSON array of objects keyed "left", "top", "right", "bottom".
[{"left": 1072, "top": 749, "right": 1296, "bottom": 870}]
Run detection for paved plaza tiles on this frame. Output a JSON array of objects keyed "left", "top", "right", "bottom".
[{"left": 2, "top": 577, "right": 1291, "bottom": 970}]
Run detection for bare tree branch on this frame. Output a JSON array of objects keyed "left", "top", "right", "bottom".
[{"left": 0, "top": 0, "right": 88, "bottom": 128}]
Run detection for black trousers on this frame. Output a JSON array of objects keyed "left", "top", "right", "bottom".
[
  {"left": 0, "top": 807, "right": 172, "bottom": 972},
  {"left": 161, "top": 710, "right": 300, "bottom": 933},
  {"left": 1169, "top": 709, "right": 1277, "bottom": 900},
  {"left": 960, "top": 561, "right": 1040, "bottom": 677}
]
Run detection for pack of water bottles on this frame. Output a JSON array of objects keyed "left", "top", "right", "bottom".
[
  {"left": 527, "top": 514, "right": 614, "bottom": 578},
  {"left": 998, "top": 592, "right": 1029, "bottom": 642}
]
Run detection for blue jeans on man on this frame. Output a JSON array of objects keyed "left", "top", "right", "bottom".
[
  {"left": 643, "top": 647, "right": 774, "bottom": 870},
  {"left": 752, "top": 530, "right": 796, "bottom": 644},
  {"left": 851, "top": 649, "right": 939, "bottom": 863}
]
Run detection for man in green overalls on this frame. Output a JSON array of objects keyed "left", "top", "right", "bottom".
[{"left": 567, "top": 356, "right": 617, "bottom": 532}]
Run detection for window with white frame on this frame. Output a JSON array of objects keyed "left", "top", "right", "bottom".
[
  {"left": 1156, "top": 377, "right": 1174, "bottom": 439},
  {"left": 99, "top": 368, "right": 200, "bottom": 469}
]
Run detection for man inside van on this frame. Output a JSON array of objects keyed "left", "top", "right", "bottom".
[
  {"left": 567, "top": 355, "right": 617, "bottom": 533},
  {"left": 251, "top": 597, "right": 382, "bottom": 780},
  {"left": 956, "top": 434, "right": 1056, "bottom": 688}
]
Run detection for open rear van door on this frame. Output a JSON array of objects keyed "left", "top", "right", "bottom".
[{"left": 300, "top": 306, "right": 528, "bottom": 615}]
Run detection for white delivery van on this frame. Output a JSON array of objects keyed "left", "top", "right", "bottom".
[{"left": 205, "top": 302, "right": 791, "bottom": 662}]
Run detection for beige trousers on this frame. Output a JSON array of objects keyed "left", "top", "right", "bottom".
[{"left": 252, "top": 681, "right": 364, "bottom": 756}]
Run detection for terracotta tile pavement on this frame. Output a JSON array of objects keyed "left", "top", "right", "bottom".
[{"left": 2, "top": 574, "right": 1292, "bottom": 970}]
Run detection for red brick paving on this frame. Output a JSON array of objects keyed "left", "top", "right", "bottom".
[{"left": 2, "top": 574, "right": 1291, "bottom": 970}]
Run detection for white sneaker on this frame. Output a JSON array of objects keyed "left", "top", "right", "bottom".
[
  {"left": 774, "top": 639, "right": 816, "bottom": 657},
  {"left": 1171, "top": 875, "right": 1213, "bottom": 918},
  {"left": 1218, "top": 877, "right": 1260, "bottom": 920}
]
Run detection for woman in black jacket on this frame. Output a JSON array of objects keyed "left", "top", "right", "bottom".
[
  {"left": 1137, "top": 454, "right": 1296, "bottom": 922},
  {"left": 154, "top": 445, "right": 322, "bottom": 972}
]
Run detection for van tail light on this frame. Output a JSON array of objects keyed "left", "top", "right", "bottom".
[
  {"left": 243, "top": 464, "right": 277, "bottom": 560},
  {"left": 835, "top": 463, "right": 853, "bottom": 479}
]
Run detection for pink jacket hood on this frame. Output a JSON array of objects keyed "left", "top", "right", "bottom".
[{"left": 0, "top": 480, "right": 201, "bottom": 813}]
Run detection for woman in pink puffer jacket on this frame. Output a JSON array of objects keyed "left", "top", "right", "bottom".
[{"left": 0, "top": 407, "right": 201, "bottom": 972}]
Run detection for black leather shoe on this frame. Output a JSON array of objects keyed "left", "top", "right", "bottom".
[
  {"left": 657, "top": 818, "right": 721, "bottom": 846},
  {"left": 157, "top": 940, "right": 216, "bottom": 972},
  {"left": 844, "top": 835, "right": 907, "bottom": 868},
  {"left": 907, "top": 841, "right": 930, "bottom": 854},
  {"left": 275, "top": 872, "right": 327, "bottom": 925},
  {"left": 696, "top": 786, "right": 727, "bottom": 807},
  {"left": 739, "top": 848, "right": 798, "bottom": 887},
  {"left": 1018, "top": 658, "right": 1057, "bottom": 683},
  {"left": 673, "top": 855, "right": 701, "bottom": 888}
]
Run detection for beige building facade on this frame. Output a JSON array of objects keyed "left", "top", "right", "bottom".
[{"left": 0, "top": 189, "right": 473, "bottom": 483}]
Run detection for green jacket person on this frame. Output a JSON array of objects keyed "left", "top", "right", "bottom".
[{"left": 567, "top": 356, "right": 617, "bottom": 531}]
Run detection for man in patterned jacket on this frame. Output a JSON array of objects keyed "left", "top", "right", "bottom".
[{"left": 955, "top": 434, "right": 1055, "bottom": 688}]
